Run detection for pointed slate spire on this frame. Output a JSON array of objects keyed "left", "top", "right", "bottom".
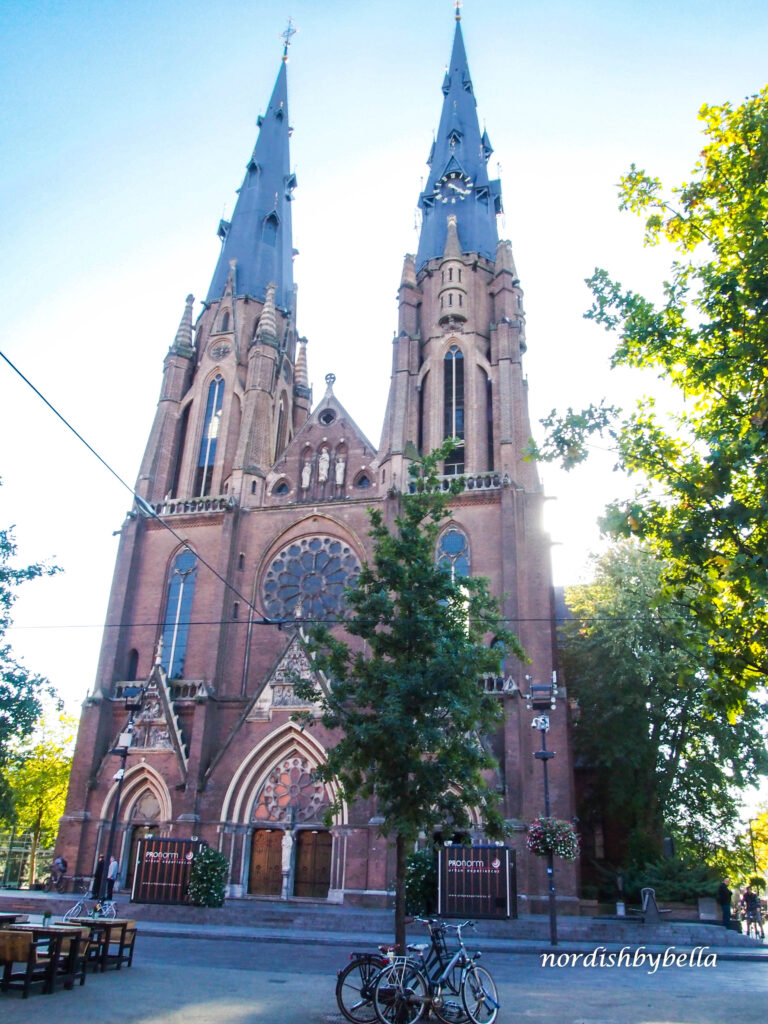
[
  {"left": 415, "top": 16, "right": 502, "bottom": 270},
  {"left": 206, "top": 53, "right": 296, "bottom": 310}
]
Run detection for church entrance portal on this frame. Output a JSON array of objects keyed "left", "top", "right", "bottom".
[{"left": 249, "top": 829, "right": 283, "bottom": 895}]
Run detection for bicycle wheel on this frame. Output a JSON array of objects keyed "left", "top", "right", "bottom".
[
  {"left": 62, "top": 901, "right": 85, "bottom": 921},
  {"left": 336, "top": 956, "right": 382, "bottom": 1023},
  {"left": 373, "top": 959, "right": 427, "bottom": 1024},
  {"left": 432, "top": 964, "right": 470, "bottom": 1024},
  {"left": 461, "top": 965, "right": 499, "bottom": 1024}
]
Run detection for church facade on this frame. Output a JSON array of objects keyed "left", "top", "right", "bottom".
[{"left": 59, "top": 14, "right": 577, "bottom": 909}]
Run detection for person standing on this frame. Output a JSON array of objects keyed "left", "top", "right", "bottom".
[
  {"left": 716, "top": 876, "right": 732, "bottom": 928},
  {"left": 92, "top": 855, "right": 105, "bottom": 899},
  {"left": 106, "top": 855, "right": 118, "bottom": 899}
]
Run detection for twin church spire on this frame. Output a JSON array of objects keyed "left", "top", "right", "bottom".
[
  {"left": 207, "top": 14, "right": 501, "bottom": 311},
  {"left": 206, "top": 54, "right": 296, "bottom": 311},
  {"left": 416, "top": 19, "right": 502, "bottom": 269}
]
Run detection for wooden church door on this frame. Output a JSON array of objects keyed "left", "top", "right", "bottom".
[
  {"left": 248, "top": 829, "right": 283, "bottom": 895},
  {"left": 293, "top": 830, "right": 332, "bottom": 898}
]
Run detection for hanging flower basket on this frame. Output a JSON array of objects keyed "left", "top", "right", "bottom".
[{"left": 526, "top": 816, "right": 579, "bottom": 860}]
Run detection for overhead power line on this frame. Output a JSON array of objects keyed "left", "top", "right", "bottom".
[{"left": 0, "top": 347, "right": 276, "bottom": 626}]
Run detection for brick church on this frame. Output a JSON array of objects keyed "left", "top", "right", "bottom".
[{"left": 59, "top": 12, "right": 576, "bottom": 908}]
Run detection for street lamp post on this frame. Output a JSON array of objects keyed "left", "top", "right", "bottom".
[
  {"left": 99, "top": 686, "right": 145, "bottom": 902},
  {"left": 526, "top": 676, "right": 559, "bottom": 947}
]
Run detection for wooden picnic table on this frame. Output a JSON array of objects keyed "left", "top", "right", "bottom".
[
  {"left": 1, "top": 923, "right": 83, "bottom": 996},
  {"left": 0, "top": 912, "right": 24, "bottom": 926},
  {"left": 63, "top": 917, "right": 137, "bottom": 972}
]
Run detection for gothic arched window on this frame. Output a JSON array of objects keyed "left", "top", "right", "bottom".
[
  {"left": 443, "top": 346, "right": 465, "bottom": 474},
  {"left": 195, "top": 374, "right": 224, "bottom": 496},
  {"left": 219, "top": 310, "right": 230, "bottom": 332},
  {"left": 437, "top": 527, "right": 470, "bottom": 581},
  {"left": 274, "top": 395, "right": 288, "bottom": 461},
  {"left": 160, "top": 550, "right": 197, "bottom": 680}
]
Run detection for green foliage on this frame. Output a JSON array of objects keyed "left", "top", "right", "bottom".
[
  {"left": 533, "top": 87, "right": 768, "bottom": 704},
  {"left": 296, "top": 442, "right": 523, "bottom": 947},
  {"left": 749, "top": 876, "right": 766, "bottom": 892},
  {"left": 621, "top": 856, "right": 720, "bottom": 903},
  {"left": 0, "top": 713, "right": 75, "bottom": 883},
  {"left": 405, "top": 846, "right": 438, "bottom": 916},
  {"left": 187, "top": 845, "right": 229, "bottom": 907},
  {"left": 0, "top": 488, "right": 61, "bottom": 818},
  {"left": 564, "top": 542, "right": 767, "bottom": 861}
]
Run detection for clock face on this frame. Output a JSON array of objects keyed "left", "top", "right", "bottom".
[{"left": 434, "top": 171, "right": 473, "bottom": 203}]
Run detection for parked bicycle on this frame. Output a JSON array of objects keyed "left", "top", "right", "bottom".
[
  {"left": 336, "top": 945, "right": 395, "bottom": 1023},
  {"left": 372, "top": 918, "right": 499, "bottom": 1024},
  {"left": 62, "top": 882, "right": 117, "bottom": 920}
]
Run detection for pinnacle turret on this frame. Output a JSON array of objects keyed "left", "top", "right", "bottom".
[
  {"left": 170, "top": 294, "right": 195, "bottom": 354},
  {"left": 415, "top": 17, "right": 502, "bottom": 270},
  {"left": 206, "top": 57, "right": 296, "bottom": 310}
]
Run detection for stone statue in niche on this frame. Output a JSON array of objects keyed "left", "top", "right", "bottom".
[
  {"left": 318, "top": 446, "right": 330, "bottom": 483},
  {"left": 301, "top": 460, "right": 312, "bottom": 490},
  {"left": 335, "top": 455, "right": 346, "bottom": 486}
]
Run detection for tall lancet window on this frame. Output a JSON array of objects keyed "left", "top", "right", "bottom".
[
  {"left": 160, "top": 550, "right": 197, "bottom": 680},
  {"left": 195, "top": 374, "right": 224, "bottom": 496},
  {"left": 438, "top": 527, "right": 470, "bottom": 581},
  {"left": 443, "top": 346, "right": 465, "bottom": 474}
]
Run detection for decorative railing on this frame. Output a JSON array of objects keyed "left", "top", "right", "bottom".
[
  {"left": 149, "top": 495, "right": 236, "bottom": 516},
  {"left": 409, "top": 473, "right": 508, "bottom": 495},
  {"left": 480, "top": 674, "right": 519, "bottom": 695},
  {"left": 167, "top": 680, "right": 208, "bottom": 701}
]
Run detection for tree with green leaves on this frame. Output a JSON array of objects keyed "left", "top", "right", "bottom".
[
  {"left": 1, "top": 484, "right": 61, "bottom": 818},
  {"left": 296, "top": 443, "right": 523, "bottom": 951},
  {"left": 535, "top": 87, "right": 768, "bottom": 704},
  {"left": 563, "top": 542, "right": 767, "bottom": 867},
  {"left": 1, "top": 713, "right": 75, "bottom": 884}
]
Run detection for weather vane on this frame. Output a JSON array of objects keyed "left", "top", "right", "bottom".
[
  {"left": 455, "top": 0, "right": 462, "bottom": 21},
  {"left": 281, "top": 17, "right": 297, "bottom": 61}
]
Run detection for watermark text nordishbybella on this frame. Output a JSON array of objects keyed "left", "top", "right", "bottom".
[{"left": 540, "top": 945, "right": 717, "bottom": 975}]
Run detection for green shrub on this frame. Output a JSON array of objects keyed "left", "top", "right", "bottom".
[
  {"left": 405, "top": 846, "right": 438, "bottom": 916},
  {"left": 187, "top": 845, "right": 229, "bottom": 907},
  {"left": 622, "top": 856, "right": 719, "bottom": 903}
]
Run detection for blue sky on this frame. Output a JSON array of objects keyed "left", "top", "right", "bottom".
[{"left": 1, "top": 0, "right": 767, "bottom": 731}]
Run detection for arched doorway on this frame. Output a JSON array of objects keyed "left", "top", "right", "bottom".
[
  {"left": 248, "top": 830, "right": 283, "bottom": 895},
  {"left": 294, "top": 829, "right": 332, "bottom": 898}
]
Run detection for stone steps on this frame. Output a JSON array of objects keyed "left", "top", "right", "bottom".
[{"left": 0, "top": 889, "right": 759, "bottom": 948}]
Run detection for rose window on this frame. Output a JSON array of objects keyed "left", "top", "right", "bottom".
[
  {"left": 262, "top": 535, "right": 360, "bottom": 621},
  {"left": 252, "top": 756, "right": 329, "bottom": 823}
]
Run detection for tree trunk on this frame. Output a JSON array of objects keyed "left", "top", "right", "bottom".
[
  {"left": 394, "top": 832, "right": 407, "bottom": 953},
  {"left": 29, "top": 811, "right": 43, "bottom": 886}
]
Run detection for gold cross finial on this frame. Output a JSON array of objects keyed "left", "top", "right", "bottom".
[
  {"left": 281, "top": 17, "right": 297, "bottom": 61},
  {"left": 455, "top": 0, "right": 462, "bottom": 21}
]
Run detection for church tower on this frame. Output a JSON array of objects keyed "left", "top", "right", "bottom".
[{"left": 59, "top": 13, "right": 575, "bottom": 912}]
